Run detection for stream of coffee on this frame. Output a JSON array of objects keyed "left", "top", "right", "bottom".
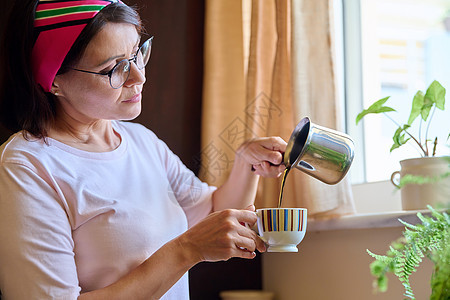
[{"left": 277, "top": 167, "right": 291, "bottom": 208}]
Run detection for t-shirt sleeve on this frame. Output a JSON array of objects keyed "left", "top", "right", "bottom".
[
  {"left": 0, "top": 162, "right": 80, "bottom": 299},
  {"left": 150, "top": 134, "right": 216, "bottom": 228}
]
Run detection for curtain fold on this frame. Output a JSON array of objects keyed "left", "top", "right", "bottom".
[
  {"left": 246, "top": 0, "right": 291, "bottom": 209},
  {"left": 202, "top": 0, "right": 355, "bottom": 218},
  {"left": 201, "top": 0, "right": 247, "bottom": 187},
  {"left": 289, "top": 0, "right": 355, "bottom": 217}
]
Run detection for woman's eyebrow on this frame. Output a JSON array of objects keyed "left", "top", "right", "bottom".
[
  {"left": 96, "top": 54, "right": 125, "bottom": 68},
  {"left": 95, "top": 38, "right": 141, "bottom": 68}
]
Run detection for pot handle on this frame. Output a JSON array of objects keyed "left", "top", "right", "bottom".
[{"left": 390, "top": 171, "right": 401, "bottom": 188}]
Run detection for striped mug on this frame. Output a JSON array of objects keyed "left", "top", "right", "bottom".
[{"left": 256, "top": 208, "right": 307, "bottom": 252}]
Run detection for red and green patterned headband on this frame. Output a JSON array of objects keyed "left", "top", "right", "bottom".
[{"left": 32, "top": 0, "right": 123, "bottom": 92}]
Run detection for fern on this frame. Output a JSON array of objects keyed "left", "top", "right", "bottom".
[{"left": 367, "top": 206, "right": 450, "bottom": 299}]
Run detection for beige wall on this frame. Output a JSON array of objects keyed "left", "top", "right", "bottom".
[{"left": 262, "top": 226, "right": 433, "bottom": 300}]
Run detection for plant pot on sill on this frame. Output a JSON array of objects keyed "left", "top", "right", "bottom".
[{"left": 391, "top": 156, "right": 450, "bottom": 210}]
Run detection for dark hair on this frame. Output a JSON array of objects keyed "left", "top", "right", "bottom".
[{"left": 0, "top": 1, "right": 143, "bottom": 139}]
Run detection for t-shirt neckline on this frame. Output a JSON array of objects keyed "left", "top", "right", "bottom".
[{"left": 46, "top": 121, "right": 127, "bottom": 160}]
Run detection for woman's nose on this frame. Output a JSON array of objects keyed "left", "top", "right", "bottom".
[{"left": 124, "top": 61, "right": 146, "bottom": 87}]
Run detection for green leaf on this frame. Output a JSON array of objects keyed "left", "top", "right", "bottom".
[
  {"left": 377, "top": 276, "right": 388, "bottom": 293},
  {"left": 425, "top": 80, "right": 446, "bottom": 111},
  {"left": 407, "top": 91, "right": 424, "bottom": 125},
  {"left": 390, "top": 125, "right": 410, "bottom": 152},
  {"left": 370, "top": 260, "right": 386, "bottom": 276},
  {"left": 356, "top": 96, "right": 396, "bottom": 125},
  {"left": 421, "top": 96, "right": 434, "bottom": 122}
]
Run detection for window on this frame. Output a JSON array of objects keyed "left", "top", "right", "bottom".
[{"left": 338, "top": 0, "right": 450, "bottom": 184}]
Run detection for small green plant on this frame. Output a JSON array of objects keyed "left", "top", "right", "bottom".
[
  {"left": 367, "top": 206, "right": 450, "bottom": 299},
  {"left": 356, "top": 80, "right": 448, "bottom": 157}
]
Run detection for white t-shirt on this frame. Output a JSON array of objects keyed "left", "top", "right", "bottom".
[{"left": 0, "top": 121, "right": 215, "bottom": 299}]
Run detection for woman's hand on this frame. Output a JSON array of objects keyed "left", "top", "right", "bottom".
[
  {"left": 176, "top": 208, "right": 266, "bottom": 264},
  {"left": 236, "top": 137, "right": 287, "bottom": 177}
]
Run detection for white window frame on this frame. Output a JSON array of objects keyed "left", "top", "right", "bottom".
[{"left": 335, "top": 0, "right": 367, "bottom": 184}]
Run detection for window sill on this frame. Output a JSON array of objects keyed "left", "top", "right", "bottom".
[{"left": 308, "top": 209, "right": 431, "bottom": 232}]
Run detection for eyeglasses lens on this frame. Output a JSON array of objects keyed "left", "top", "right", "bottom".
[
  {"left": 110, "top": 38, "right": 152, "bottom": 89},
  {"left": 110, "top": 61, "right": 129, "bottom": 88},
  {"left": 138, "top": 40, "right": 151, "bottom": 69}
]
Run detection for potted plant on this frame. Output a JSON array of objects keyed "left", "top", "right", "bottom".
[
  {"left": 367, "top": 206, "right": 450, "bottom": 299},
  {"left": 356, "top": 80, "right": 450, "bottom": 210}
]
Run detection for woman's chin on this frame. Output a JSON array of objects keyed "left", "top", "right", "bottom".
[{"left": 121, "top": 104, "right": 142, "bottom": 121}]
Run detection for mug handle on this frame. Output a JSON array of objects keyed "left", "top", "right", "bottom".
[{"left": 390, "top": 171, "right": 401, "bottom": 188}]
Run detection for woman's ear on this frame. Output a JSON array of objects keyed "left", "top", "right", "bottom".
[{"left": 51, "top": 78, "right": 63, "bottom": 97}]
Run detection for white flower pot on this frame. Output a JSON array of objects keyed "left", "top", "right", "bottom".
[{"left": 391, "top": 156, "right": 450, "bottom": 210}]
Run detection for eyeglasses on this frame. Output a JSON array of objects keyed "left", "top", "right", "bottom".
[{"left": 72, "top": 36, "right": 153, "bottom": 89}]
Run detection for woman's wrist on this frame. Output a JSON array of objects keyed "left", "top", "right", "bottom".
[{"left": 172, "top": 233, "right": 203, "bottom": 267}]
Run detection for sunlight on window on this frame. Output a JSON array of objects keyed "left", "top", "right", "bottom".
[{"left": 359, "top": 0, "right": 450, "bottom": 182}]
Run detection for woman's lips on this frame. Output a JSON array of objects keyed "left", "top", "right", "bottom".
[{"left": 123, "top": 93, "right": 141, "bottom": 103}]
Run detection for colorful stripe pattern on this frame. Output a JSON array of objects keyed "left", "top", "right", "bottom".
[
  {"left": 32, "top": 0, "right": 122, "bottom": 92},
  {"left": 260, "top": 209, "right": 306, "bottom": 232},
  {"left": 34, "top": 0, "right": 118, "bottom": 29}
]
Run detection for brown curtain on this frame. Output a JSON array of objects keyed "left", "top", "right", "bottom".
[
  {"left": 201, "top": 0, "right": 355, "bottom": 218},
  {"left": 200, "top": 0, "right": 246, "bottom": 187}
]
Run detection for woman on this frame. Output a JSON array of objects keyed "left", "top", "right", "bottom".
[{"left": 0, "top": 0, "right": 287, "bottom": 299}]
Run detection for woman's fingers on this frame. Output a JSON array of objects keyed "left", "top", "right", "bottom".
[
  {"left": 225, "top": 210, "right": 266, "bottom": 255},
  {"left": 179, "top": 209, "right": 266, "bottom": 263},
  {"left": 231, "top": 231, "right": 265, "bottom": 259},
  {"left": 241, "top": 137, "right": 286, "bottom": 165},
  {"left": 237, "top": 137, "right": 287, "bottom": 177},
  {"left": 252, "top": 161, "right": 285, "bottom": 177},
  {"left": 244, "top": 204, "right": 255, "bottom": 211},
  {"left": 235, "top": 209, "right": 257, "bottom": 224},
  {"left": 234, "top": 221, "right": 266, "bottom": 254},
  {"left": 254, "top": 136, "right": 287, "bottom": 153}
]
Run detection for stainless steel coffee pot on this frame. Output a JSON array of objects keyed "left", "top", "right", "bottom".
[{"left": 284, "top": 117, "right": 355, "bottom": 184}]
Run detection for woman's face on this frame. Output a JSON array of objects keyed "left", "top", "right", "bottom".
[{"left": 53, "top": 22, "right": 146, "bottom": 124}]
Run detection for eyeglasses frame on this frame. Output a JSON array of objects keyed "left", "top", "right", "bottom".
[{"left": 71, "top": 36, "right": 153, "bottom": 89}]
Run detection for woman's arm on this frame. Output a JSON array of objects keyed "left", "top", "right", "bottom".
[
  {"left": 80, "top": 209, "right": 264, "bottom": 299},
  {"left": 78, "top": 237, "right": 193, "bottom": 300},
  {"left": 212, "top": 137, "right": 287, "bottom": 211}
]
